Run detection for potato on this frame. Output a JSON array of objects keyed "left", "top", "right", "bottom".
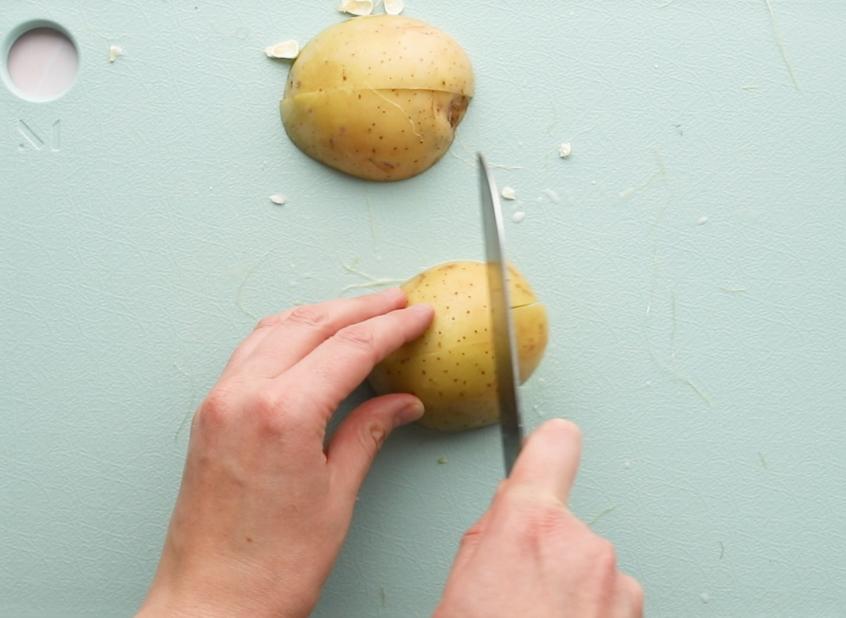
[
  {"left": 280, "top": 15, "right": 474, "bottom": 181},
  {"left": 369, "top": 261, "right": 548, "bottom": 431}
]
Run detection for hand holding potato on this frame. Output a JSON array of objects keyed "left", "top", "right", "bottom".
[
  {"left": 136, "top": 289, "right": 433, "bottom": 618},
  {"left": 136, "top": 289, "right": 637, "bottom": 617},
  {"left": 434, "top": 420, "right": 644, "bottom": 618}
]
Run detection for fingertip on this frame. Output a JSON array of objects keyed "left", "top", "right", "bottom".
[
  {"left": 407, "top": 302, "right": 434, "bottom": 320},
  {"left": 526, "top": 418, "right": 582, "bottom": 466},
  {"left": 537, "top": 418, "right": 582, "bottom": 446},
  {"left": 379, "top": 287, "right": 407, "bottom": 304},
  {"left": 509, "top": 417, "right": 583, "bottom": 503},
  {"left": 394, "top": 397, "right": 425, "bottom": 426}
]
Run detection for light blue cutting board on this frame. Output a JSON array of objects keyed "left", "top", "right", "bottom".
[{"left": 2, "top": 2, "right": 845, "bottom": 616}]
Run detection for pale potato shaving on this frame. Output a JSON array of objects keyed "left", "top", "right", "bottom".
[
  {"left": 512, "top": 211, "right": 526, "bottom": 223},
  {"left": 384, "top": 0, "right": 405, "bottom": 15},
  {"left": 339, "top": 0, "right": 375, "bottom": 16},
  {"left": 500, "top": 186, "right": 517, "bottom": 200},
  {"left": 108, "top": 45, "right": 123, "bottom": 63},
  {"left": 265, "top": 40, "right": 300, "bottom": 59},
  {"left": 558, "top": 142, "right": 572, "bottom": 158},
  {"left": 269, "top": 194, "right": 287, "bottom": 205}
]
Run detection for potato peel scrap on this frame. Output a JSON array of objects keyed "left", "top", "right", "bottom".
[
  {"left": 501, "top": 186, "right": 517, "bottom": 200},
  {"left": 558, "top": 142, "right": 572, "bottom": 158},
  {"left": 384, "top": 0, "right": 405, "bottom": 15},
  {"left": 108, "top": 45, "right": 123, "bottom": 63},
  {"left": 265, "top": 40, "right": 300, "bottom": 59},
  {"left": 339, "top": 0, "right": 375, "bottom": 16}
]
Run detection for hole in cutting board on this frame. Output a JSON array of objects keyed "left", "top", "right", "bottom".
[{"left": 4, "top": 23, "right": 78, "bottom": 101}]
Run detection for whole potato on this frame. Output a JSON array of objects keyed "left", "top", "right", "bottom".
[
  {"left": 369, "top": 261, "right": 548, "bottom": 431},
  {"left": 281, "top": 15, "right": 474, "bottom": 181}
]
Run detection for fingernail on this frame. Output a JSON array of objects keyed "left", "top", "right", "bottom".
[{"left": 396, "top": 400, "right": 425, "bottom": 425}]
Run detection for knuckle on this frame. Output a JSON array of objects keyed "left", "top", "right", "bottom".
[
  {"left": 525, "top": 502, "right": 568, "bottom": 537},
  {"left": 255, "top": 315, "right": 278, "bottom": 330},
  {"left": 334, "top": 324, "right": 377, "bottom": 358},
  {"left": 590, "top": 536, "right": 619, "bottom": 572},
  {"left": 571, "top": 536, "right": 618, "bottom": 597},
  {"left": 250, "top": 389, "right": 296, "bottom": 435},
  {"left": 196, "top": 383, "right": 237, "bottom": 429},
  {"left": 459, "top": 520, "right": 486, "bottom": 550},
  {"left": 458, "top": 526, "right": 482, "bottom": 551},
  {"left": 498, "top": 491, "right": 568, "bottom": 540},
  {"left": 287, "top": 304, "right": 331, "bottom": 332},
  {"left": 357, "top": 419, "right": 388, "bottom": 455},
  {"left": 252, "top": 388, "right": 280, "bottom": 417}
]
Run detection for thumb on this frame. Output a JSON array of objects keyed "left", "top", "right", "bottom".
[{"left": 327, "top": 393, "right": 424, "bottom": 497}]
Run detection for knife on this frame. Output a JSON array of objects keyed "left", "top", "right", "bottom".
[{"left": 478, "top": 153, "right": 524, "bottom": 475}]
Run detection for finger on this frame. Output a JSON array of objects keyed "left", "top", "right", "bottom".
[
  {"left": 327, "top": 394, "right": 424, "bottom": 497},
  {"left": 219, "top": 308, "right": 295, "bottom": 379},
  {"left": 614, "top": 574, "right": 644, "bottom": 617},
  {"left": 237, "top": 288, "right": 408, "bottom": 379},
  {"left": 507, "top": 418, "right": 582, "bottom": 504},
  {"left": 276, "top": 303, "right": 434, "bottom": 417}
]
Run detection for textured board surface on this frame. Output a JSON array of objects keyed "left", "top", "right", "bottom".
[{"left": 2, "top": 2, "right": 846, "bottom": 616}]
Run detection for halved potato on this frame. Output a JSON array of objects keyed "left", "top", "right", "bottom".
[{"left": 281, "top": 15, "right": 474, "bottom": 181}]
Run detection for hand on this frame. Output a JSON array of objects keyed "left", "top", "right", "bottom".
[
  {"left": 137, "top": 289, "right": 433, "bottom": 618},
  {"left": 434, "top": 419, "right": 643, "bottom": 618}
]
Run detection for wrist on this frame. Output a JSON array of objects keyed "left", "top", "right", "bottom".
[
  {"left": 136, "top": 593, "right": 233, "bottom": 618},
  {"left": 137, "top": 581, "right": 315, "bottom": 618}
]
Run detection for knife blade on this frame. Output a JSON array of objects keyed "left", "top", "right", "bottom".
[{"left": 478, "top": 153, "right": 524, "bottom": 475}]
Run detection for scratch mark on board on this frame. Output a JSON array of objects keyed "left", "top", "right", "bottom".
[
  {"left": 450, "top": 150, "right": 473, "bottom": 168},
  {"left": 588, "top": 505, "right": 618, "bottom": 526},
  {"left": 670, "top": 290, "right": 678, "bottom": 362},
  {"left": 758, "top": 452, "right": 769, "bottom": 470},
  {"left": 764, "top": 0, "right": 800, "bottom": 91},
  {"left": 719, "top": 541, "right": 725, "bottom": 560},
  {"left": 236, "top": 250, "right": 273, "bottom": 321},
  {"left": 455, "top": 136, "right": 523, "bottom": 170},
  {"left": 641, "top": 151, "right": 711, "bottom": 407},
  {"left": 489, "top": 161, "right": 525, "bottom": 171},
  {"left": 647, "top": 351, "right": 712, "bottom": 406},
  {"left": 340, "top": 261, "right": 404, "bottom": 294},
  {"left": 619, "top": 164, "right": 664, "bottom": 200},
  {"left": 366, "top": 191, "right": 378, "bottom": 242}
]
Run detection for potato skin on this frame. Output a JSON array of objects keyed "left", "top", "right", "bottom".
[
  {"left": 369, "top": 262, "right": 549, "bottom": 432},
  {"left": 281, "top": 15, "right": 474, "bottom": 181}
]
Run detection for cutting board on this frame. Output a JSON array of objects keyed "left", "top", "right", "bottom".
[{"left": 2, "top": 2, "right": 845, "bottom": 616}]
